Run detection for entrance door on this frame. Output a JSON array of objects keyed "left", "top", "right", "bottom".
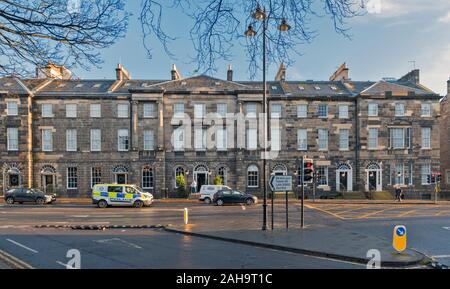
[
  {"left": 368, "top": 171, "right": 377, "bottom": 191},
  {"left": 366, "top": 164, "right": 382, "bottom": 192},
  {"left": 43, "top": 175, "right": 55, "bottom": 194},
  {"left": 339, "top": 172, "right": 348, "bottom": 192},
  {"left": 195, "top": 173, "right": 207, "bottom": 192},
  {"left": 336, "top": 164, "right": 353, "bottom": 192},
  {"left": 116, "top": 174, "right": 127, "bottom": 185},
  {"left": 9, "top": 174, "right": 19, "bottom": 187}
]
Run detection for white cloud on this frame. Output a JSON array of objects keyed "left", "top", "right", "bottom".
[
  {"left": 420, "top": 44, "right": 450, "bottom": 96},
  {"left": 365, "top": 0, "right": 450, "bottom": 18},
  {"left": 438, "top": 11, "right": 450, "bottom": 23}
]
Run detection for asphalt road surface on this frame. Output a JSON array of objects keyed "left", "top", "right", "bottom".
[
  {"left": 0, "top": 201, "right": 449, "bottom": 268},
  {"left": 0, "top": 228, "right": 363, "bottom": 269}
]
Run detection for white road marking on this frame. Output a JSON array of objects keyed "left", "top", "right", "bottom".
[
  {"left": 6, "top": 239, "right": 39, "bottom": 253},
  {"left": 95, "top": 238, "right": 142, "bottom": 249},
  {"left": 0, "top": 225, "right": 31, "bottom": 229},
  {"left": 70, "top": 215, "right": 90, "bottom": 218},
  {"left": 56, "top": 261, "right": 68, "bottom": 268},
  {"left": 433, "top": 255, "right": 450, "bottom": 259},
  {"left": 443, "top": 227, "right": 450, "bottom": 230}
]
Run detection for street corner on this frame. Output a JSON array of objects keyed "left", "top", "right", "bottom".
[{"left": 304, "top": 202, "right": 450, "bottom": 220}]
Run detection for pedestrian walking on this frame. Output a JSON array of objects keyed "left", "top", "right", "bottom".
[{"left": 395, "top": 185, "right": 402, "bottom": 202}]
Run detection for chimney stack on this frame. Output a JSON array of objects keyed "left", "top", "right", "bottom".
[
  {"left": 329, "top": 63, "right": 349, "bottom": 82},
  {"left": 36, "top": 63, "right": 72, "bottom": 80},
  {"left": 116, "top": 64, "right": 131, "bottom": 81},
  {"left": 275, "top": 63, "right": 286, "bottom": 82},
  {"left": 227, "top": 65, "right": 233, "bottom": 81},
  {"left": 447, "top": 77, "right": 450, "bottom": 96},
  {"left": 399, "top": 69, "right": 420, "bottom": 84},
  {"left": 171, "top": 64, "right": 181, "bottom": 81}
]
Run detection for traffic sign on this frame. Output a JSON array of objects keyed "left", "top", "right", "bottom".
[
  {"left": 393, "top": 225, "right": 407, "bottom": 253},
  {"left": 269, "top": 176, "right": 293, "bottom": 192}
]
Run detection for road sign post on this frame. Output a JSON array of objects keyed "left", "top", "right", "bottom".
[{"left": 269, "top": 175, "right": 293, "bottom": 230}]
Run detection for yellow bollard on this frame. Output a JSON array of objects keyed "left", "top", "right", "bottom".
[
  {"left": 184, "top": 208, "right": 189, "bottom": 225},
  {"left": 393, "top": 225, "right": 407, "bottom": 253}
]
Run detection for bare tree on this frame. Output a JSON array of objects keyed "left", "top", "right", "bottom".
[
  {"left": 140, "top": 0, "right": 366, "bottom": 77},
  {"left": 0, "top": 0, "right": 366, "bottom": 78},
  {"left": 0, "top": 0, "right": 129, "bottom": 77}
]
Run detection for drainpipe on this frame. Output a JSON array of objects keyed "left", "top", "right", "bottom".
[
  {"left": 27, "top": 92, "right": 34, "bottom": 189},
  {"left": 355, "top": 97, "right": 360, "bottom": 192}
]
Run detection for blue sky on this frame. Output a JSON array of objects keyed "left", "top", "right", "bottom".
[{"left": 72, "top": 0, "right": 450, "bottom": 95}]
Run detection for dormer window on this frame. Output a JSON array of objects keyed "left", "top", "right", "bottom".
[
  {"left": 75, "top": 84, "right": 84, "bottom": 88},
  {"left": 330, "top": 86, "right": 338, "bottom": 91},
  {"left": 93, "top": 83, "right": 101, "bottom": 88},
  {"left": 314, "top": 86, "right": 321, "bottom": 90},
  {"left": 298, "top": 85, "right": 305, "bottom": 90}
]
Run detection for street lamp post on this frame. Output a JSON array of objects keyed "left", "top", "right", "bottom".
[{"left": 245, "top": 6, "right": 290, "bottom": 231}]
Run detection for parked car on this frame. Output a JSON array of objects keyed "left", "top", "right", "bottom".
[
  {"left": 4, "top": 188, "right": 56, "bottom": 205},
  {"left": 92, "top": 184, "right": 153, "bottom": 208},
  {"left": 213, "top": 189, "right": 258, "bottom": 206},
  {"left": 199, "top": 185, "right": 231, "bottom": 204}
]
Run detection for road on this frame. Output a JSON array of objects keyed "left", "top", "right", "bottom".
[
  {"left": 1, "top": 201, "right": 449, "bottom": 268},
  {"left": 0, "top": 203, "right": 364, "bottom": 269}
]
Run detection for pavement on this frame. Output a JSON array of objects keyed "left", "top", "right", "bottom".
[{"left": 1, "top": 201, "right": 450, "bottom": 268}]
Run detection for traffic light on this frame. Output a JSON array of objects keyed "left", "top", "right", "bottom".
[{"left": 303, "top": 158, "right": 314, "bottom": 183}]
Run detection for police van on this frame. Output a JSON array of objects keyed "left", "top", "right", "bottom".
[{"left": 92, "top": 184, "right": 154, "bottom": 208}]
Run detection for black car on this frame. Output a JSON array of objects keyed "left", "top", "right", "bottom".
[
  {"left": 213, "top": 189, "right": 258, "bottom": 206},
  {"left": 4, "top": 188, "right": 56, "bottom": 205}
]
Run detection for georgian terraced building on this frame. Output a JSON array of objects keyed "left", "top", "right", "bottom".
[{"left": 0, "top": 63, "right": 442, "bottom": 198}]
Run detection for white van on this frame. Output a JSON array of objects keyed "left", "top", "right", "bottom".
[{"left": 199, "top": 185, "right": 231, "bottom": 204}]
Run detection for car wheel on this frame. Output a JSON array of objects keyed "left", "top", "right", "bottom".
[
  {"left": 204, "top": 198, "right": 211, "bottom": 204},
  {"left": 5, "top": 197, "right": 14, "bottom": 205},
  {"left": 36, "top": 198, "right": 45, "bottom": 205},
  {"left": 245, "top": 198, "right": 254, "bottom": 206},
  {"left": 133, "top": 200, "right": 144, "bottom": 208},
  {"left": 216, "top": 199, "right": 224, "bottom": 206},
  {"left": 97, "top": 200, "right": 108, "bottom": 208}
]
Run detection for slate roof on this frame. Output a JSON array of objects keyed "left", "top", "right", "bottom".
[
  {"left": 0, "top": 74, "right": 440, "bottom": 98},
  {"left": 36, "top": 79, "right": 117, "bottom": 95},
  {"left": 281, "top": 81, "right": 352, "bottom": 97},
  {"left": 359, "top": 81, "right": 437, "bottom": 96},
  {"left": 0, "top": 77, "right": 29, "bottom": 94}
]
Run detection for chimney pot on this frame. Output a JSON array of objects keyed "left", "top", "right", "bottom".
[
  {"left": 447, "top": 77, "right": 450, "bottom": 95},
  {"left": 171, "top": 64, "right": 181, "bottom": 80},
  {"left": 116, "top": 63, "right": 131, "bottom": 81},
  {"left": 227, "top": 65, "right": 233, "bottom": 81}
]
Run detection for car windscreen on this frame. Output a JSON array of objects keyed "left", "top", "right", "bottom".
[{"left": 32, "top": 189, "right": 45, "bottom": 194}]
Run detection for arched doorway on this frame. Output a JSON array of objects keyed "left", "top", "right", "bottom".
[
  {"left": 3, "top": 166, "right": 21, "bottom": 190},
  {"left": 113, "top": 166, "right": 129, "bottom": 184},
  {"left": 336, "top": 163, "right": 353, "bottom": 192},
  {"left": 366, "top": 163, "right": 382, "bottom": 192},
  {"left": 41, "top": 165, "right": 57, "bottom": 194},
  {"left": 194, "top": 165, "right": 209, "bottom": 192},
  {"left": 272, "top": 164, "right": 287, "bottom": 176}
]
